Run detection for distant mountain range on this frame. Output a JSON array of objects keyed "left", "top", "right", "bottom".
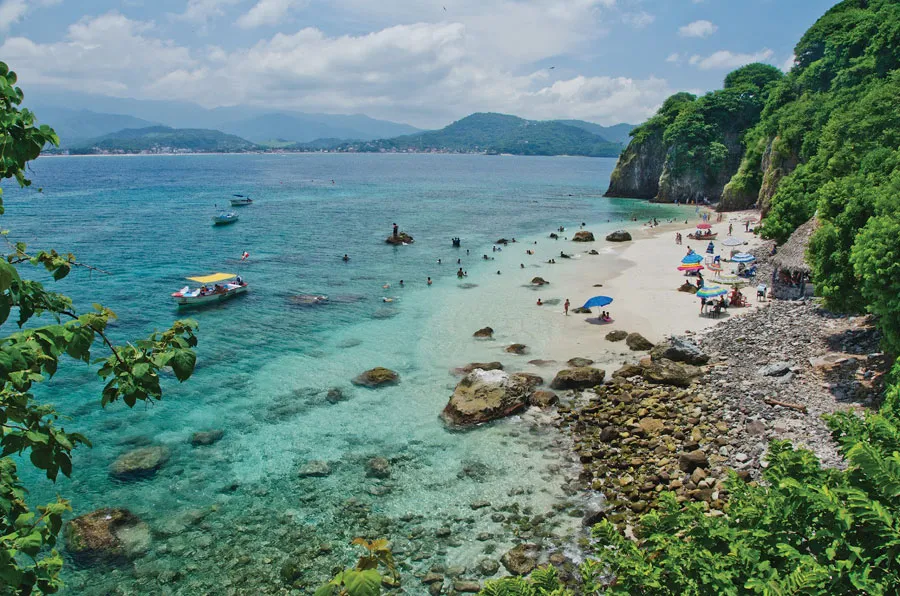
[{"left": 68, "top": 126, "right": 257, "bottom": 155}]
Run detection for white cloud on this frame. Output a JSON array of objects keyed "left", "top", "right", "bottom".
[
  {"left": 666, "top": 52, "right": 680, "bottom": 63},
  {"left": 236, "top": 0, "right": 305, "bottom": 29},
  {"left": 0, "top": 0, "right": 60, "bottom": 32},
  {"left": 622, "top": 11, "right": 654, "bottom": 29},
  {"left": 688, "top": 48, "right": 774, "bottom": 70},
  {"left": 174, "top": 0, "right": 241, "bottom": 23},
  {"left": 678, "top": 19, "right": 717, "bottom": 38},
  {"left": 782, "top": 54, "right": 796, "bottom": 72}
]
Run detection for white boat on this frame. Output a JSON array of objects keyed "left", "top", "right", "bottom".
[
  {"left": 172, "top": 273, "right": 249, "bottom": 306},
  {"left": 213, "top": 211, "right": 239, "bottom": 225},
  {"left": 230, "top": 195, "right": 253, "bottom": 206}
]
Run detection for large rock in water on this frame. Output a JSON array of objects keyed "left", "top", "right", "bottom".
[
  {"left": 190, "top": 429, "right": 224, "bottom": 446},
  {"left": 650, "top": 337, "right": 709, "bottom": 365},
  {"left": 572, "top": 231, "right": 595, "bottom": 242},
  {"left": 642, "top": 359, "right": 701, "bottom": 388},
  {"left": 109, "top": 445, "right": 170, "bottom": 480},
  {"left": 501, "top": 543, "right": 540, "bottom": 575},
  {"left": 605, "top": 230, "right": 632, "bottom": 242},
  {"left": 65, "top": 508, "right": 150, "bottom": 564},
  {"left": 456, "top": 361, "right": 504, "bottom": 374},
  {"left": 441, "top": 370, "right": 534, "bottom": 428},
  {"left": 625, "top": 333, "right": 654, "bottom": 351},
  {"left": 352, "top": 367, "right": 399, "bottom": 387},
  {"left": 473, "top": 327, "right": 494, "bottom": 338},
  {"left": 385, "top": 232, "right": 414, "bottom": 245},
  {"left": 550, "top": 367, "right": 605, "bottom": 390}
]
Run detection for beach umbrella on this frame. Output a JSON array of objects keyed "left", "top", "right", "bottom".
[
  {"left": 741, "top": 216, "right": 758, "bottom": 223},
  {"left": 582, "top": 296, "right": 613, "bottom": 309},
  {"left": 722, "top": 236, "right": 744, "bottom": 247},
  {"left": 717, "top": 274, "right": 745, "bottom": 286},
  {"left": 732, "top": 253, "right": 756, "bottom": 263},
  {"left": 696, "top": 285, "right": 728, "bottom": 298},
  {"left": 696, "top": 223, "right": 712, "bottom": 230},
  {"left": 681, "top": 253, "right": 704, "bottom": 264},
  {"left": 677, "top": 263, "right": 704, "bottom": 272}
]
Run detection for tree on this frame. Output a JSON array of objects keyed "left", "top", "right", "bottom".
[{"left": 0, "top": 61, "right": 199, "bottom": 593}]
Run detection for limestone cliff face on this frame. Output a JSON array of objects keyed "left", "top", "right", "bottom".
[
  {"left": 655, "top": 132, "right": 744, "bottom": 204},
  {"left": 604, "top": 131, "right": 666, "bottom": 199},
  {"left": 757, "top": 137, "right": 799, "bottom": 214},
  {"left": 719, "top": 136, "right": 800, "bottom": 212}
]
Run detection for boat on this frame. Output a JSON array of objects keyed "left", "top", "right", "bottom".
[
  {"left": 172, "top": 273, "right": 248, "bottom": 306},
  {"left": 230, "top": 194, "right": 253, "bottom": 206},
  {"left": 213, "top": 211, "right": 239, "bottom": 225}
]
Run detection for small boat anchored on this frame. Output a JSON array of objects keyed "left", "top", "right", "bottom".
[
  {"left": 172, "top": 273, "right": 248, "bottom": 307},
  {"left": 213, "top": 211, "right": 239, "bottom": 225},
  {"left": 230, "top": 194, "right": 254, "bottom": 207}
]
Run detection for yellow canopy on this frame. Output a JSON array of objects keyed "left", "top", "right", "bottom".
[{"left": 187, "top": 272, "right": 236, "bottom": 284}]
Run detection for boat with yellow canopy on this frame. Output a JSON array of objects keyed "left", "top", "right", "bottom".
[{"left": 171, "top": 272, "right": 248, "bottom": 306}]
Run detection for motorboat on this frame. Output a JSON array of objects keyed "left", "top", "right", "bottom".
[
  {"left": 213, "top": 211, "right": 239, "bottom": 225},
  {"left": 172, "top": 273, "right": 248, "bottom": 306},
  {"left": 230, "top": 194, "right": 253, "bottom": 206}
]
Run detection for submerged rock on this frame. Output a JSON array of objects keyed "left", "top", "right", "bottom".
[
  {"left": 549, "top": 367, "right": 605, "bottom": 390},
  {"left": 366, "top": 457, "right": 391, "bottom": 479},
  {"left": 606, "top": 230, "right": 632, "bottom": 242},
  {"left": 441, "top": 369, "right": 533, "bottom": 428},
  {"left": 505, "top": 344, "right": 528, "bottom": 355},
  {"left": 606, "top": 330, "right": 628, "bottom": 342},
  {"left": 190, "top": 430, "right": 224, "bottom": 447},
  {"left": 625, "top": 332, "right": 654, "bottom": 351},
  {"left": 109, "top": 445, "right": 170, "bottom": 480},
  {"left": 456, "top": 362, "right": 504, "bottom": 374},
  {"left": 325, "top": 387, "right": 347, "bottom": 403},
  {"left": 298, "top": 460, "right": 332, "bottom": 478},
  {"left": 530, "top": 390, "right": 558, "bottom": 408},
  {"left": 473, "top": 327, "right": 494, "bottom": 338},
  {"left": 572, "top": 231, "right": 595, "bottom": 242},
  {"left": 352, "top": 367, "right": 399, "bottom": 388},
  {"left": 501, "top": 543, "right": 540, "bottom": 575},
  {"left": 65, "top": 508, "right": 150, "bottom": 564}
]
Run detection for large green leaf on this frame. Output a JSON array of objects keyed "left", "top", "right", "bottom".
[
  {"left": 169, "top": 348, "right": 196, "bottom": 382},
  {"left": 342, "top": 569, "right": 381, "bottom": 596}
]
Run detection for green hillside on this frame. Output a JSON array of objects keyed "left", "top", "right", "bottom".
[
  {"left": 314, "top": 113, "right": 624, "bottom": 157},
  {"left": 71, "top": 126, "right": 258, "bottom": 154}
]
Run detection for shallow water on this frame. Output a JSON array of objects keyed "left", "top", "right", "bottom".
[{"left": 2, "top": 154, "right": 683, "bottom": 593}]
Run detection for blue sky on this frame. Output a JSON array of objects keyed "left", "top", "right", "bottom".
[{"left": 0, "top": 0, "right": 838, "bottom": 127}]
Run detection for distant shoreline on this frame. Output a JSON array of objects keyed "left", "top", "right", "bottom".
[{"left": 41, "top": 151, "right": 619, "bottom": 159}]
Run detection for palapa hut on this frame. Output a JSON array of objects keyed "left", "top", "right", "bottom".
[{"left": 771, "top": 217, "right": 819, "bottom": 300}]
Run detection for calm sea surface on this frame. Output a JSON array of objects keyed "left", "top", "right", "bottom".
[{"left": 2, "top": 154, "right": 683, "bottom": 593}]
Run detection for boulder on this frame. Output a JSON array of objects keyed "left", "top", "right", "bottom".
[
  {"left": 352, "top": 367, "right": 399, "bottom": 387},
  {"left": 456, "top": 361, "right": 504, "bottom": 374},
  {"left": 529, "top": 390, "right": 558, "bottom": 408},
  {"left": 572, "top": 307, "right": 592, "bottom": 314},
  {"left": 109, "top": 445, "right": 170, "bottom": 480},
  {"left": 678, "top": 282, "right": 699, "bottom": 294},
  {"left": 298, "top": 460, "right": 332, "bottom": 478},
  {"left": 650, "top": 338, "right": 709, "bottom": 365},
  {"left": 567, "top": 357, "right": 594, "bottom": 367},
  {"left": 612, "top": 363, "right": 644, "bottom": 378},
  {"left": 759, "top": 361, "right": 792, "bottom": 377},
  {"left": 505, "top": 343, "right": 527, "bottom": 355},
  {"left": 678, "top": 450, "right": 709, "bottom": 473},
  {"left": 511, "top": 372, "right": 544, "bottom": 387},
  {"left": 496, "top": 238, "right": 509, "bottom": 245},
  {"left": 625, "top": 333, "right": 654, "bottom": 351},
  {"left": 385, "top": 232, "right": 414, "bottom": 245},
  {"left": 605, "top": 330, "right": 628, "bottom": 342},
  {"left": 531, "top": 277, "right": 549, "bottom": 286},
  {"left": 588, "top": 249, "right": 600, "bottom": 255},
  {"left": 641, "top": 359, "right": 701, "bottom": 388},
  {"left": 473, "top": 327, "right": 494, "bottom": 338},
  {"left": 605, "top": 230, "right": 632, "bottom": 242},
  {"left": 190, "top": 429, "right": 224, "bottom": 447},
  {"left": 325, "top": 387, "right": 347, "bottom": 403},
  {"left": 572, "top": 231, "right": 595, "bottom": 242},
  {"left": 441, "top": 369, "right": 533, "bottom": 427},
  {"left": 65, "top": 508, "right": 150, "bottom": 564},
  {"left": 501, "top": 543, "right": 540, "bottom": 575},
  {"left": 366, "top": 457, "right": 391, "bottom": 479},
  {"left": 550, "top": 367, "right": 606, "bottom": 390}
]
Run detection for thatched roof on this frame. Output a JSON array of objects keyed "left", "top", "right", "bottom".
[{"left": 772, "top": 217, "right": 819, "bottom": 274}]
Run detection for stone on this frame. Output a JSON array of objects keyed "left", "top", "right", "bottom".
[
  {"left": 352, "top": 367, "right": 399, "bottom": 387},
  {"left": 572, "top": 231, "right": 595, "bottom": 242},
  {"left": 511, "top": 372, "right": 543, "bottom": 387},
  {"left": 65, "top": 508, "right": 150, "bottom": 564},
  {"left": 530, "top": 390, "right": 558, "bottom": 408},
  {"left": 505, "top": 344, "right": 527, "bottom": 355},
  {"left": 501, "top": 543, "right": 540, "bottom": 575},
  {"left": 531, "top": 277, "right": 549, "bottom": 286},
  {"left": 457, "top": 362, "right": 504, "bottom": 374},
  {"left": 473, "top": 327, "right": 494, "bottom": 338},
  {"left": 190, "top": 429, "right": 224, "bottom": 447},
  {"left": 638, "top": 417, "right": 665, "bottom": 435},
  {"left": 571, "top": 307, "right": 592, "bottom": 314},
  {"left": 606, "top": 330, "right": 628, "bottom": 342},
  {"left": 325, "top": 388, "right": 346, "bottom": 403},
  {"left": 642, "top": 359, "right": 701, "bottom": 388},
  {"left": 454, "top": 581, "right": 482, "bottom": 593},
  {"left": 477, "top": 558, "right": 500, "bottom": 576},
  {"left": 366, "top": 457, "right": 391, "bottom": 479},
  {"left": 441, "top": 370, "right": 533, "bottom": 427},
  {"left": 385, "top": 232, "right": 414, "bottom": 245},
  {"left": 298, "top": 460, "right": 332, "bottom": 478},
  {"left": 109, "top": 445, "right": 170, "bottom": 481},
  {"left": 650, "top": 338, "right": 710, "bottom": 365},
  {"left": 567, "top": 357, "right": 594, "bottom": 367},
  {"left": 678, "top": 282, "right": 699, "bottom": 294},
  {"left": 582, "top": 494, "right": 607, "bottom": 527},
  {"left": 759, "top": 361, "right": 792, "bottom": 377},
  {"left": 588, "top": 249, "right": 600, "bottom": 255},
  {"left": 679, "top": 450, "right": 709, "bottom": 473},
  {"left": 625, "top": 333, "right": 654, "bottom": 351},
  {"left": 605, "top": 230, "right": 632, "bottom": 242},
  {"left": 550, "top": 367, "right": 606, "bottom": 390},
  {"left": 613, "top": 363, "right": 644, "bottom": 378},
  {"left": 422, "top": 573, "right": 444, "bottom": 584}
]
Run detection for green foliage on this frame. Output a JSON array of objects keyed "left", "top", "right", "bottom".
[
  {"left": 315, "top": 538, "right": 399, "bottom": 596},
  {"left": 850, "top": 211, "right": 900, "bottom": 354},
  {"left": 480, "top": 566, "right": 572, "bottom": 596},
  {"left": 0, "top": 61, "right": 199, "bottom": 594},
  {"left": 724, "top": 63, "right": 785, "bottom": 91},
  {"left": 68, "top": 126, "right": 259, "bottom": 155}
]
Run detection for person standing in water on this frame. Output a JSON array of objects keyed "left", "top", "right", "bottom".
[
  {"left": 564, "top": 299, "right": 570, "bottom": 316},
  {"left": 427, "top": 277, "right": 432, "bottom": 286},
  {"left": 392, "top": 222, "right": 399, "bottom": 238}
]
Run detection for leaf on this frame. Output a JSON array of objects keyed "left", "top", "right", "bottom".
[
  {"left": 342, "top": 569, "right": 381, "bottom": 596},
  {"left": 169, "top": 348, "right": 196, "bottom": 382}
]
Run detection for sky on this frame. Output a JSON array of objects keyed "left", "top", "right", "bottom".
[{"left": 0, "top": 0, "right": 838, "bottom": 128}]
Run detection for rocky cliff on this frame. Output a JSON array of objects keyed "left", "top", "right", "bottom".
[
  {"left": 720, "top": 135, "right": 800, "bottom": 212},
  {"left": 604, "top": 131, "right": 666, "bottom": 199}
]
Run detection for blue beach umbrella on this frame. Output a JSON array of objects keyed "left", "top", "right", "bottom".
[
  {"left": 582, "top": 296, "right": 613, "bottom": 309},
  {"left": 681, "top": 253, "right": 704, "bottom": 264},
  {"left": 696, "top": 285, "right": 728, "bottom": 298},
  {"left": 732, "top": 253, "right": 756, "bottom": 263}
]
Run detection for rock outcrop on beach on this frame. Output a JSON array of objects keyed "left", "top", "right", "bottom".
[
  {"left": 65, "top": 508, "right": 151, "bottom": 564},
  {"left": 352, "top": 367, "right": 400, "bottom": 387},
  {"left": 625, "top": 333, "right": 654, "bottom": 351},
  {"left": 109, "top": 445, "right": 170, "bottom": 481},
  {"left": 567, "top": 357, "right": 594, "bottom": 367},
  {"left": 650, "top": 337, "right": 709, "bottom": 366},
  {"left": 473, "top": 327, "right": 494, "bottom": 338},
  {"left": 441, "top": 370, "right": 536, "bottom": 427},
  {"left": 605, "top": 230, "right": 632, "bottom": 242},
  {"left": 572, "top": 231, "right": 594, "bottom": 242},
  {"left": 501, "top": 543, "right": 540, "bottom": 575},
  {"left": 605, "top": 330, "right": 628, "bottom": 342},
  {"left": 385, "top": 232, "right": 414, "bottom": 245},
  {"left": 550, "top": 367, "right": 605, "bottom": 390}
]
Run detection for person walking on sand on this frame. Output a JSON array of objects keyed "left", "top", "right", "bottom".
[
  {"left": 564, "top": 299, "right": 570, "bottom": 316},
  {"left": 728, "top": 223, "right": 733, "bottom": 235}
]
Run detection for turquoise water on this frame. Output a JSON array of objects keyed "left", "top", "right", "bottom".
[{"left": 2, "top": 154, "right": 683, "bottom": 593}]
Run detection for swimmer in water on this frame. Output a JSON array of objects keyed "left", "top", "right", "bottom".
[
  {"left": 383, "top": 283, "right": 391, "bottom": 289},
  {"left": 536, "top": 298, "right": 543, "bottom": 306},
  {"left": 399, "top": 280, "right": 404, "bottom": 287},
  {"left": 427, "top": 277, "right": 432, "bottom": 285},
  {"left": 342, "top": 254, "right": 349, "bottom": 262},
  {"left": 383, "top": 297, "right": 393, "bottom": 303}
]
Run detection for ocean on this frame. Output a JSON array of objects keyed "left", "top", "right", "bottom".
[{"left": 2, "top": 153, "right": 684, "bottom": 593}]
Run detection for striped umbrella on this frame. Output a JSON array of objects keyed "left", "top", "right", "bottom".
[
  {"left": 732, "top": 253, "right": 756, "bottom": 263},
  {"left": 722, "top": 236, "right": 744, "bottom": 247},
  {"left": 696, "top": 284, "right": 728, "bottom": 298},
  {"left": 677, "top": 263, "right": 704, "bottom": 272},
  {"left": 717, "top": 274, "right": 745, "bottom": 286},
  {"left": 682, "top": 253, "right": 704, "bottom": 264}
]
